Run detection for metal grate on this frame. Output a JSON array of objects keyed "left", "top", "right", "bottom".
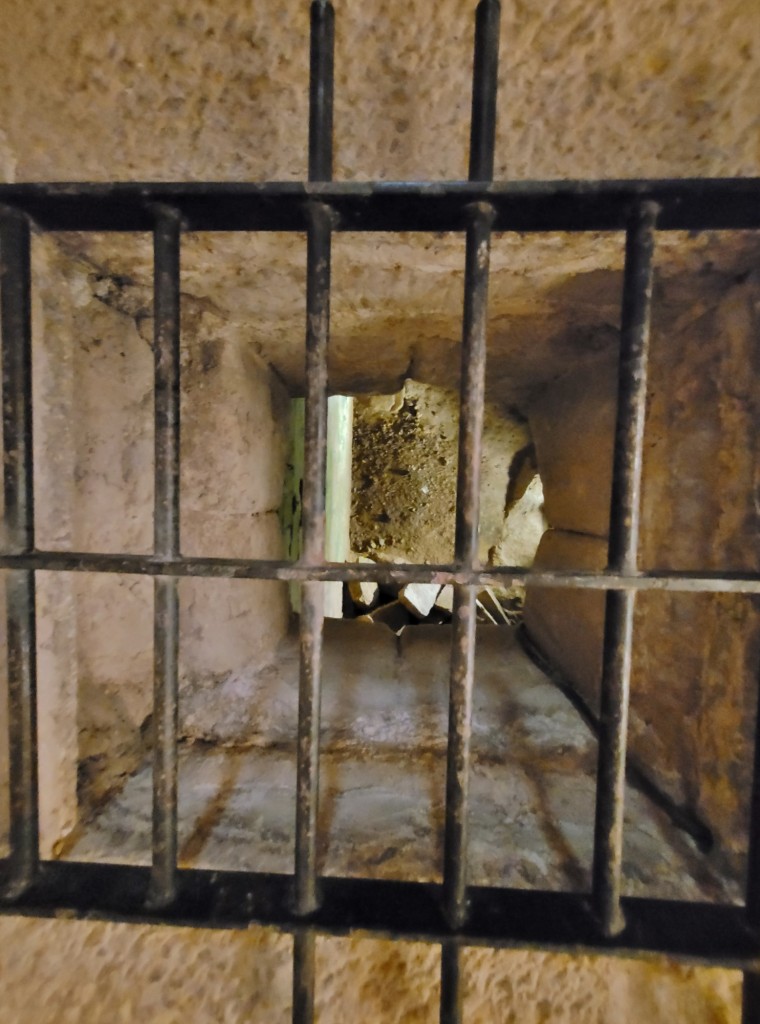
[{"left": 1, "top": 1, "right": 760, "bottom": 1021}]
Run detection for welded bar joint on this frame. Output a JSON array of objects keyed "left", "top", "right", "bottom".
[{"left": 591, "top": 200, "right": 658, "bottom": 937}]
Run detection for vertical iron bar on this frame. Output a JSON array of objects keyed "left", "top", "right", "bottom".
[
  {"left": 308, "top": 0, "right": 335, "bottom": 182},
  {"left": 440, "top": 939, "right": 464, "bottom": 1024},
  {"left": 294, "top": 8, "right": 335, "bottom": 1019},
  {"left": 148, "top": 205, "right": 181, "bottom": 908},
  {"left": 443, "top": 201, "right": 495, "bottom": 934},
  {"left": 744, "top": 973, "right": 760, "bottom": 1024},
  {"left": 591, "top": 199, "right": 658, "bottom": 937},
  {"left": 468, "top": 0, "right": 501, "bottom": 182},
  {"left": 0, "top": 209, "right": 37, "bottom": 897},
  {"left": 293, "top": 930, "right": 317, "bottom": 1024},
  {"left": 295, "top": 202, "right": 333, "bottom": 920},
  {"left": 440, "top": 10, "right": 500, "bottom": 1011}
]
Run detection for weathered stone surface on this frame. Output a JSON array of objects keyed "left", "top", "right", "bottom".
[
  {"left": 524, "top": 271, "right": 760, "bottom": 870},
  {"left": 530, "top": 358, "right": 616, "bottom": 539},
  {"left": 348, "top": 578, "right": 379, "bottom": 610},
  {"left": 523, "top": 530, "right": 606, "bottom": 700},
  {"left": 68, "top": 625, "right": 733, "bottom": 905},
  {"left": 1, "top": 0, "right": 757, "bottom": 183},
  {"left": 0, "top": 912, "right": 742, "bottom": 1024},
  {"left": 399, "top": 583, "right": 441, "bottom": 618}
]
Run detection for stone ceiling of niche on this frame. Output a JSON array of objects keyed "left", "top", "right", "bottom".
[
  {"left": 2, "top": 0, "right": 759, "bottom": 400},
  {"left": 54, "top": 228, "right": 760, "bottom": 401}
]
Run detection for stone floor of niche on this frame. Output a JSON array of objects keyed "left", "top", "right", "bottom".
[{"left": 64, "top": 625, "right": 738, "bottom": 903}]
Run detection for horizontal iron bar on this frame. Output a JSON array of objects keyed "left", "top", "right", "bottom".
[
  {"left": 0, "top": 179, "right": 759, "bottom": 232},
  {"left": 0, "top": 550, "right": 759, "bottom": 593},
  {"left": 0, "top": 860, "right": 757, "bottom": 970}
]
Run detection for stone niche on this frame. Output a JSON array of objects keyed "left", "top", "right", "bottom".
[{"left": 0, "top": 226, "right": 758, "bottom": 877}]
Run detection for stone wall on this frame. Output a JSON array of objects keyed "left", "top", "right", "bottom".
[
  {"left": 1, "top": 239, "right": 292, "bottom": 841},
  {"left": 0, "top": 914, "right": 742, "bottom": 1024},
  {"left": 1, "top": 0, "right": 758, "bottom": 1016},
  {"left": 524, "top": 253, "right": 760, "bottom": 871}
]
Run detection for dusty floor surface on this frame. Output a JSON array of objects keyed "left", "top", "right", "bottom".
[
  {"left": 66, "top": 628, "right": 734, "bottom": 901},
  {"left": 0, "top": 626, "right": 739, "bottom": 1023}
]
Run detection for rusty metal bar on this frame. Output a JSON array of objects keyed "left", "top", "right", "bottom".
[
  {"left": 148, "top": 206, "right": 181, "bottom": 908},
  {"left": 294, "top": 206, "right": 334, "bottom": 916},
  {"left": 591, "top": 200, "right": 658, "bottom": 937},
  {"left": 0, "top": 550, "right": 757, "bottom": 594},
  {"left": 295, "top": 203, "right": 333, "bottom": 917},
  {"left": 444, "top": 199, "right": 496, "bottom": 936},
  {"left": 308, "top": 1, "right": 334, "bottom": 182},
  {"left": 0, "top": 179, "right": 758, "bottom": 234},
  {"left": 294, "top": 10, "right": 335, "bottom": 1019},
  {"left": 440, "top": 939, "right": 464, "bottom": 1024},
  {"left": 0, "top": 209, "right": 38, "bottom": 898},
  {"left": 469, "top": 0, "right": 501, "bottom": 181},
  {"left": 441, "top": 2, "right": 501, "bottom": 945},
  {"left": 2, "top": 860, "right": 760, "bottom": 969},
  {"left": 293, "top": 930, "right": 317, "bottom": 1024},
  {"left": 744, "top": 973, "right": 760, "bottom": 1024}
]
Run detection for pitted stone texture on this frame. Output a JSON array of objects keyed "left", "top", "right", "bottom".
[
  {"left": 0, "top": 0, "right": 758, "bottom": 184},
  {"left": 0, "top": 914, "right": 742, "bottom": 1024},
  {"left": 20, "top": 241, "right": 291, "bottom": 812},
  {"left": 524, "top": 270, "right": 760, "bottom": 870}
]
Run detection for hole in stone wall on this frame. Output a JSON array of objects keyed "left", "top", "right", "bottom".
[{"left": 344, "top": 379, "right": 546, "bottom": 631}]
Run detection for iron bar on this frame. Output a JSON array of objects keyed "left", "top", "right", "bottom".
[
  {"left": 440, "top": 940, "right": 464, "bottom": 1024},
  {"left": 293, "top": 930, "right": 317, "bottom": 1024},
  {"left": 308, "top": 1, "right": 334, "bottom": 182},
  {"left": 294, "top": 12, "right": 335, "bottom": 1012},
  {"left": 1, "top": 860, "right": 759, "bottom": 970},
  {"left": 591, "top": 200, "right": 658, "bottom": 937},
  {"left": 744, "top": 973, "right": 760, "bottom": 1024},
  {"left": 152, "top": 206, "right": 182, "bottom": 563},
  {"left": 294, "top": 203, "right": 333, "bottom": 920},
  {"left": 0, "top": 550, "right": 757, "bottom": 593},
  {"left": 148, "top": 206, "right": 181, "bottom": 908},
  {"left": 0, "top": 209, "right": 38, "bottom": 898},
  {"left": 444, "top": 202, "right": 495, "bottom": 931},
  {"left": 0, "top": 179, "right": 757, "bottom": 233},
  {"left": 469, "top": 0, "right": 501, "bottom": 181}
]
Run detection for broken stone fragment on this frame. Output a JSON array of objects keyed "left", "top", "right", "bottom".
[
  {"left": 348, "top": 557, "right": 380, "bottom": 610},
  {"left": 434, "top": 585, "right": 454, "bottom": 613},
  {"left": 399, "top": 582, "right": 441, "bottom": 619},
  {"left": 348, "top": 578, "right": 380, "bottom": 610}
]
